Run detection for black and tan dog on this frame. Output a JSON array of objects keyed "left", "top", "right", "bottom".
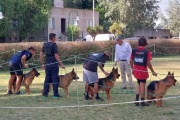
[
  {"left": 12, "top": 68, "right": 40, "bottom": 94},
  {"left": 41, "top": 68, "right": 79, "bottom": 97},
  {"left": 88, "top": 67, "right": 120, "bottom": 101},
  {"left": 147, "top": 71, "right": 177, "bottom": 107}
]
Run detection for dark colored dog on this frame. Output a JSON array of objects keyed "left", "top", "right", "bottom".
[
  {"left": 12, "top": 68, "right": 40, "bottom": 94},
  {"left": 147, "top": 71, "right": 177, "bottom": 107},
  {"left": 41, "top": 68, "right": 79, "bottom": 97},
  {"left": 88, "top": 67, "right": 120, "bottom": 101}
]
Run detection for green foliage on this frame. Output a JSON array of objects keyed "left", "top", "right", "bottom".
[
  {"left": 0, "top": 0, "right": 52, "bottom": 42},
  {"left": 67, "top": 25, "right": 80, "bottom": 41},
  {"left": 99, "top": 0, "right": 159, "bottom": 37},
  {"left": 86, "top": 25, "right": 103, "bottom": 39},
  {"left": 63, "top": 0, "right": 98, "bottom": 9},
  {"left": 109, "top": 22, "right": 123, "bottom": 36}
]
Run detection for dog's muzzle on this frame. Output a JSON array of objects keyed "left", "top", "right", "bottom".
[
  {"left": 173, "top": 79, "right": 177, "bottom": 86},
  {"left": 35, "top": 73, "right": 40, "bottom": 77}
]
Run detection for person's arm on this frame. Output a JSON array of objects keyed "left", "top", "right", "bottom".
[
  {"left": 21, "top": 55, "right": 28, "bottom": 68},
  {"left": 40, "top": 51, "right": 45, "bottom": 69},
  {"left": 54, "top": 54, "right": 65, "bottom": 69},
  {"left": 127, "top": 43, "right": 132, "bottom": 64},
  {"left": 98, "top": 62, "right": 109, "bottom": 76},
  {"left": 114, "top": 44, "right": 118, "bottom": 66},
  {"left": 52, "top": 43, "right": 65, "bottom": 69},
  {"left": 130, "top": 59, "right": 133, "bottom": 69},
  {"left": 147, "top": 60, "right": 157, "bottom": 76}
]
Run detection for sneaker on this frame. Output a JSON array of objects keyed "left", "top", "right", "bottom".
[
  {"left": 141, "top": 102, "right": 149, "bottom": 106},
  {"left": 85, "top": 96, "right": 92, "bottom": 101},
  {"left": 43, "top": 95, "right": 48, "bottom": 98},
  {"left": 130, "top": 87, "right": 134, "bottom": 89},
  {"left": 134, "top": 102, "right": 139, "bottom": 106},
  {"left": 7, "top": 91, "right": 13, "bottom": 95},
  {"left": 15, "top": 91, "right": 22, "bottom": 95},
  {"left": 122, "top": 87, "right": 127, "bottom": 89},
  {"left": 53, "top": 94, "right": 62, "bottom": 99},
  {"left": 95, "top": 96, "right": 104, "bottom": 101}
]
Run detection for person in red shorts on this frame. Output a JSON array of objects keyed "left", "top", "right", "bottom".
[{"left": 130, "top": 37, "right": 157, "bottom": 106}]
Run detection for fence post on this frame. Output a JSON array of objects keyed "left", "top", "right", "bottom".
[
  {"left": 153, "top": 44, "right": 156, "bottom": 57},
  {"left": 13, "top": 49, "right": 15, "bottom": 55},
  {"left": 112, "top": 46, "right": 114, "bottom": 62},
  {"left": 74, "top": 55, "right": 80, "bottom": 110}
]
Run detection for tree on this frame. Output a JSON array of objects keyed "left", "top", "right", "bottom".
[
  {"left": 109, "top": 22, "right": 122, "bottom": 37},
  {"left": 0, "top": 0, "right": 52, "bottom": 42},
  {"left": 98, "top": 0, "right": 159, "bottom": 37},
  {"left": 63, "top": 0, "right": 98, "bottom": 9},
  {"left": 167, "top": 0, "right": 180, "bottom": 36},
  {"left": 86, "top": 25, "right": 103, "bottom": 40},
  {"left": 67, "top": 25, "right": 80, "bottom": 41}
]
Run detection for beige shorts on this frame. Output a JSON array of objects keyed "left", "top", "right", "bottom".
[{"left": 83, "top": 69, "right": 99, "bottom": 84}]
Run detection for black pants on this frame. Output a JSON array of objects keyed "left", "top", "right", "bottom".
[{"left": 43, "top": 66, "right": 59, "bottom": 96}]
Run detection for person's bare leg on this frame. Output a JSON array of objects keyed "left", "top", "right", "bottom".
[
  {"left": 94, "top": 82, "right": 98, "bottom": 94},
  {"left": 134, "top": 84, "right": 140, "bottom": 106},
  {"left": 140, "top": 82, "right": 149, "bottom": 106},
  {"left": 7, "top": 75, "right": 16, "bottom": 93},
  {"left": 15, "top": 75, "right": 22, "bottom": 93}
]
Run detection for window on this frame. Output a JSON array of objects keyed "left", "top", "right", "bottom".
[
  {"left": 50, "top": 18, "right": 55, "bottom": 29},
  {"left": 87, "top": 20, "right": 93, "bottom": 27}
]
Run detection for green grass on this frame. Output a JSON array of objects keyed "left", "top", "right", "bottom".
[{"left": 0, "top": 56, "right": 180, "bottom": 120}]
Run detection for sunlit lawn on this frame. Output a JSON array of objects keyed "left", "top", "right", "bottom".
[{"left": 0, "top": 56, "right": 180, "bottom": 120}]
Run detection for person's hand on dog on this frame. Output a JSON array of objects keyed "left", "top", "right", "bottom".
[
  {"left": 41, "top": 64, "right": 45, "bottom": 70},
  {"left": 152, "top": 71, "right": 157, "bottom": 76},
  {"left": 60, "top": 64, "right": 65, "bottom": 69},
  {"left": 24, "top": 64, "right": 29, "bottom": 69},
  {"left": 103, "top": 71, "right": 109, "bottom": 76}
]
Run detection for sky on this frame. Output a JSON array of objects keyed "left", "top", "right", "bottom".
[
  {"left": 156, "top": 0, "right": 169, "bottom": 25},
  {"left": 158, "top": 0, "right": 169, "bottom": 17}
]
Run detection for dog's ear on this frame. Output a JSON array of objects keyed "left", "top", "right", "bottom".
[
  {"left": 72, "top": 68, "right": 74, "bottom": 72},
  {"left": 168, "top": 71, "right": 171, "bottom": 75},
  {"left": 115, "top": 68, "right": 118, "bottom": 72},
  {"left": 172, "top": 72, "right": 174, "bottom": 75},
  {"left": 112, "top": 67, "right": 115, "bottom": 71}
]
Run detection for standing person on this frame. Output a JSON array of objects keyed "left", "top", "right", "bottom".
[
  {"left": 130, "top": 37, "right": 157, "bottom": 106},
  {"left": 83, "top": 51, "right": 111, "bottom": 101},
  {"left": 114, "top": 35, "right": 134, "bottom": 89},
  {"left": 7, "top": 47, "right": 37, "bottom": 94},
  {"left": 40, "top": 33, "right": 65, "bottom": 98}
]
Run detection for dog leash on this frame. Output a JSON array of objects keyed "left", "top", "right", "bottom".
[{"left": 149, "top": 74, "right": 161, "bottom": 82}]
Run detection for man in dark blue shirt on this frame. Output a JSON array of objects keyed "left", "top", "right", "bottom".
[
  {"left": 83, "top": 51, "right": 111, "bottom": 101},
  {"left": 7, "top": 47, "right": 36, "bottom": 94},
  {"left": 40, "top": 33, "right": 65, "bottom": 98}
]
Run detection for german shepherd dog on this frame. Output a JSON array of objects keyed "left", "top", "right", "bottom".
[
  {"left": 88, "top": 67, "right": 120, "bottom": 101},
  {"left": 41, "top": 68, "right": 79, "bottom": 97},
  {"left": 12, "top": 68, "right": 40, "bottom": 94},
  {"left": 147, "top": 71, "right": 177, "bottom": 107}
]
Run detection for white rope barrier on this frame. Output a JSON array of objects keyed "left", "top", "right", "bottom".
[{"left": 0, "top": 95, "right": 180, "bottom": 109}]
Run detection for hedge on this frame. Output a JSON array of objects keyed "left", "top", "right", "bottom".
[{"left": 0, "top": 39, "right": 180, "bottom": 70}]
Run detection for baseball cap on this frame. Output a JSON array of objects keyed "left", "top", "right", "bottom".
[
  {"left": 116, "top": 35, "right": 123, "bottom": 41},
  {"left": 104, "top": 51, "right": 112, "bottom": 59},
  {"left": 28, "top": 47, "right": 36, "bottom": 51}
]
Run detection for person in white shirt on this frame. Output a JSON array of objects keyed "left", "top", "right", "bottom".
[{"left": 114, "top": 35, "right": 134, "bottom": 89}]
